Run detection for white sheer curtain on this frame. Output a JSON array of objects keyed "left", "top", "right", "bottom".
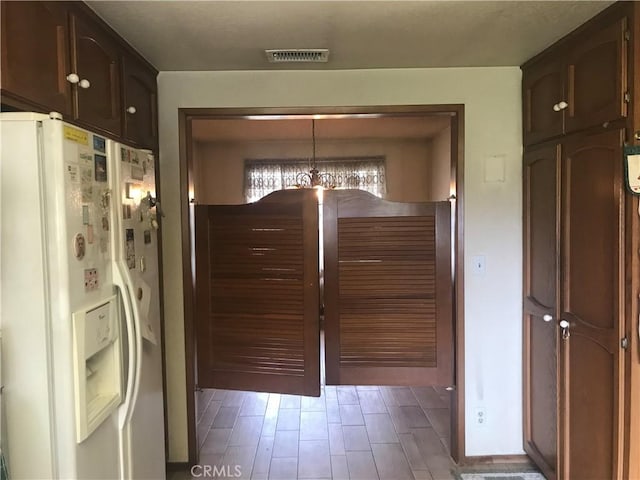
[{"left": 244, "top": 156, "right": 387, "bottom": 203}]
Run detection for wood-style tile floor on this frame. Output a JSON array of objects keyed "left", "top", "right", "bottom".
[{"left": 169, "top": 385, "right": 455, "bottom": 480}]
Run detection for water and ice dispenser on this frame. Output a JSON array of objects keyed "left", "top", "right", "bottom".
[{"left": 72, "top": 295, "right": 122, "bottom": 443}]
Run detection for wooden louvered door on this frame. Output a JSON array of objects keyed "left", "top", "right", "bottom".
[
  {"left": 323, "top": 190, "right": 453, "bottom": 385},
  {"left": 195, "top": 189, "right": 320, "bottom": 396}
]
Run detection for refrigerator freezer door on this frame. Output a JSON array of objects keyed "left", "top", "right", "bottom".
[
  {"left": 41, "top": 119, "right": 122, "bottom": 480},
  {"left": 0, "top": 114, "right": 122, "bottom": 479},
  {"left": 1, "top": 116, "right": 57, "bottom": 480},
  {"left": 112, "top": 143, "right": 166, "bottom": 479}
]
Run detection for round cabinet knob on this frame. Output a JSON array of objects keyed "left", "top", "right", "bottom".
[
  {"left": 126, "top": 106, "right": 137, "bottom": 114},
  {"left": 557, "top": 101, "right": 568, "bottom": 110},
  {"left": 559, "top": 319, "right": 570, "bottom": 329},
  {"left": 543, "top": 314, "right": 553, "bottom": 322},
  {"left": 66, "top": 73, "right": 80, "bottom": 84},
  {"left": 553, "top": 103, "right": 560, "bottom": 112},
  {"left": 78, "top": 79, "right": 91, "bottom": 89}
]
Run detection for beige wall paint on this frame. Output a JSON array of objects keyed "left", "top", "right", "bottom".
[
  {"left": 430, "top": 125, "right": 452, "bottom": 201},
  {"left": 158, "top": 67, "right": 523, "bottom": 461},
  {"left": 194, "top": 138, "right": 432, "bottom": 204}
]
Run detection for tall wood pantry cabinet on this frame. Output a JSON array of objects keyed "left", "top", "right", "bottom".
[
  {"left": 522, "top": 2, "right": 640, "bottom": 479},
  {"left": 1, "top": 1, "right": 158, "bottom": 150}
]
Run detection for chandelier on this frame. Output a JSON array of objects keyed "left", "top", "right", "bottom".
[{"left": 295, "top": 119, "right": 336, "bottom": 189}]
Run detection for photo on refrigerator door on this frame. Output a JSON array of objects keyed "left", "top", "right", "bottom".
[
  {"left": 94, "top": 154, "right": 107, "bottom": 182},
  {"left": 126, "top": 228, "right": 135, "bottom": 269}
]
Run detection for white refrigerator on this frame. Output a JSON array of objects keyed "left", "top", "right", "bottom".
[{"left": 0, "top": 112, "right": 165, "bottom": 479}]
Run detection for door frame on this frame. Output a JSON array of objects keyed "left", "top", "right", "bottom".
[{"left": 178, "top": 104, "right": 466, "bottom": 465}]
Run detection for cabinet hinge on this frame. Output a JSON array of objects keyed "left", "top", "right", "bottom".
[
  {"left": 624, "top": 91, "right": 631, "bottom": 103},
  {"left": 625, "top": 30, "right": 631, "bottom": 41},
  {"left": 621, "top": 337, "right": 629, "bottom": 350}
]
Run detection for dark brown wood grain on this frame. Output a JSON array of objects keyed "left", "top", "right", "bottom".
[
  {"left": 323, "top": 190, "right": 453, "bottom": 386},
  {"left": 521, "top": 2, "right": 632, "bottom": 147},
  {"left": 560, "top": 129, "right": 625, "bottom": 480},
  {"left": 1, "top": 1, "right": 158, "bottom": 148},
  {"left": 521, "top": 4, "right": 637, "bottom": 477},
  {"left": 1, "top": 1, "right": 72, "bottom": 116},
  {"left": 565, "top": 16, "right": 628, "bottom": 134},
  {"left": 69, "top": 9, "right": 122, "bottom": 136},
  {"left": 522, "top": 58, "right": 565, "bottom": 146},
  {"left": 625, "top": 6, "right": 640, "bottom": 479},
  {"left": 523, "top": 144, "right": 560, "bottom": 480},
  {"left": 179, "top": 113, "right": 198, "bottom": 465},
  {"left": 121, "top": 53, "right": 158, "bottom": 149},
  {"left": 195, "top": 189, "right": 320, "bottom": 396}
]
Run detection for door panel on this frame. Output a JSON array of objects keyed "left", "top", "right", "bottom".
[
  {"left": 323, "top": 190, "right": 453, "bottom": 386},
  {"left": 565, "top": 17, "right": 627, "bottom": 133},
  {"left": 122, "top": 54, "right": 158, "bottom": 149},
  {"left": 70, "top": 11, "right": 122, "bottom": 136},
  {"left": 561, "top": 129, "right": 624, "bottom": 479},
  {"left": 0, "top": 1, "right": 71, "bottom": 115},
  {"left": 523, "top": 58, "right": 565, "bottom": 146},
  {"left": 523, "top": 145, "right": 560, "bottom": 480},
  {"left": 195, "top": 189, "right": 320, "bottom": 396}
]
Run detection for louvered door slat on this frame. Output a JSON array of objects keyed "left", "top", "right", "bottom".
[
  {"left": 195, "top": 189, "right": 320, "bottom": 396},
  {"left": 324, "top": 190, "right": 453, "bottom": 386}
]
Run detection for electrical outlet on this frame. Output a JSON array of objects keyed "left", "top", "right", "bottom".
[{"left": 475, "top": 407, "right": 487, "bottom": 427}]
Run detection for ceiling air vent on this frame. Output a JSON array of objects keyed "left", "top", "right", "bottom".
[{"left": 265, "top": 49, "right": 330, "bottom": 63}]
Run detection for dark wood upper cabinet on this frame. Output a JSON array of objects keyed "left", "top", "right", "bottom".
[
  {"left": 122, "top": 54, "right": 158, "bottom": 149},
  {"left": 522, "top": 8, "right": 630, "bottom": 145},
  {"left": 523, "top": 58, "right": 565, "bottom": 145},
  {"left": 1, "top": 1, "right": 158, "bottom": 148},
  {"left": 69, "top": 11, "right": 122, "bottom": 137},
  {"left": 1, "top": 1, "right": 72, "bottom": 115},
  {"left": 565, "top": 16, "right": 628, "bottom": 134}
]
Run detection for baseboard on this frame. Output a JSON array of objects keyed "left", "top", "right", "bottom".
[
  {"left": 166, "top": 462, "right": 190, "bottom": 471},
  {"left": 459, "top": 454, "right": 534, "bottom": 467}
]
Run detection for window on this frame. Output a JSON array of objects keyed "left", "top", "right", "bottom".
[{"left": 243, "top": 156, "right": 387, "bottom": 203}]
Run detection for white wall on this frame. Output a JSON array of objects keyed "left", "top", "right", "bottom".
[
  {"left": 194, "top": 138, "right": 432, "bottom": 204},
  {"left": 158, "top": 67, "right": 523, "bottom": 461}
]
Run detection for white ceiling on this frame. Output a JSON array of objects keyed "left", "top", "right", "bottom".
[{"left": 87, "top": 1, "right": 613, "bottom": 72}]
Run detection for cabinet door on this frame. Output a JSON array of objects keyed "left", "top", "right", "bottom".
[
  {"left": 69, "top": 11, "right": 121, "bottom": 136},
  {"left": 565, "top": 17, "right": 628, "bottom": 133},
  {"left": 523, "top": 58, "right": 565, "bottom": 145},
  {"left": 560, "top": 129, "right": 625, "bottom": 480},
  {"left": 523, "top": 145, "right": 560, "bottom": 480},
  {"left": 122, "top": 55, "right": 158, "bottom": 149},
  {"left": 0, "top": 1, "right": 71, "bottom": 115}
]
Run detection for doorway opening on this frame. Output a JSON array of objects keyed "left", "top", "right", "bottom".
[{"left": 178, "top": 106, "right": 465, "bottom": 467}]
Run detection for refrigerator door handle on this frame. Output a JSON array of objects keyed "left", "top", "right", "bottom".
[
  {"left": 121, "top": 264, "right": 143, "bottom": 422},
  {"left": 113, "top": 264, "right": 137, "bottom": 430},
  {"left": 113, "top": 261, "right": 144, "bottom": 480}
]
